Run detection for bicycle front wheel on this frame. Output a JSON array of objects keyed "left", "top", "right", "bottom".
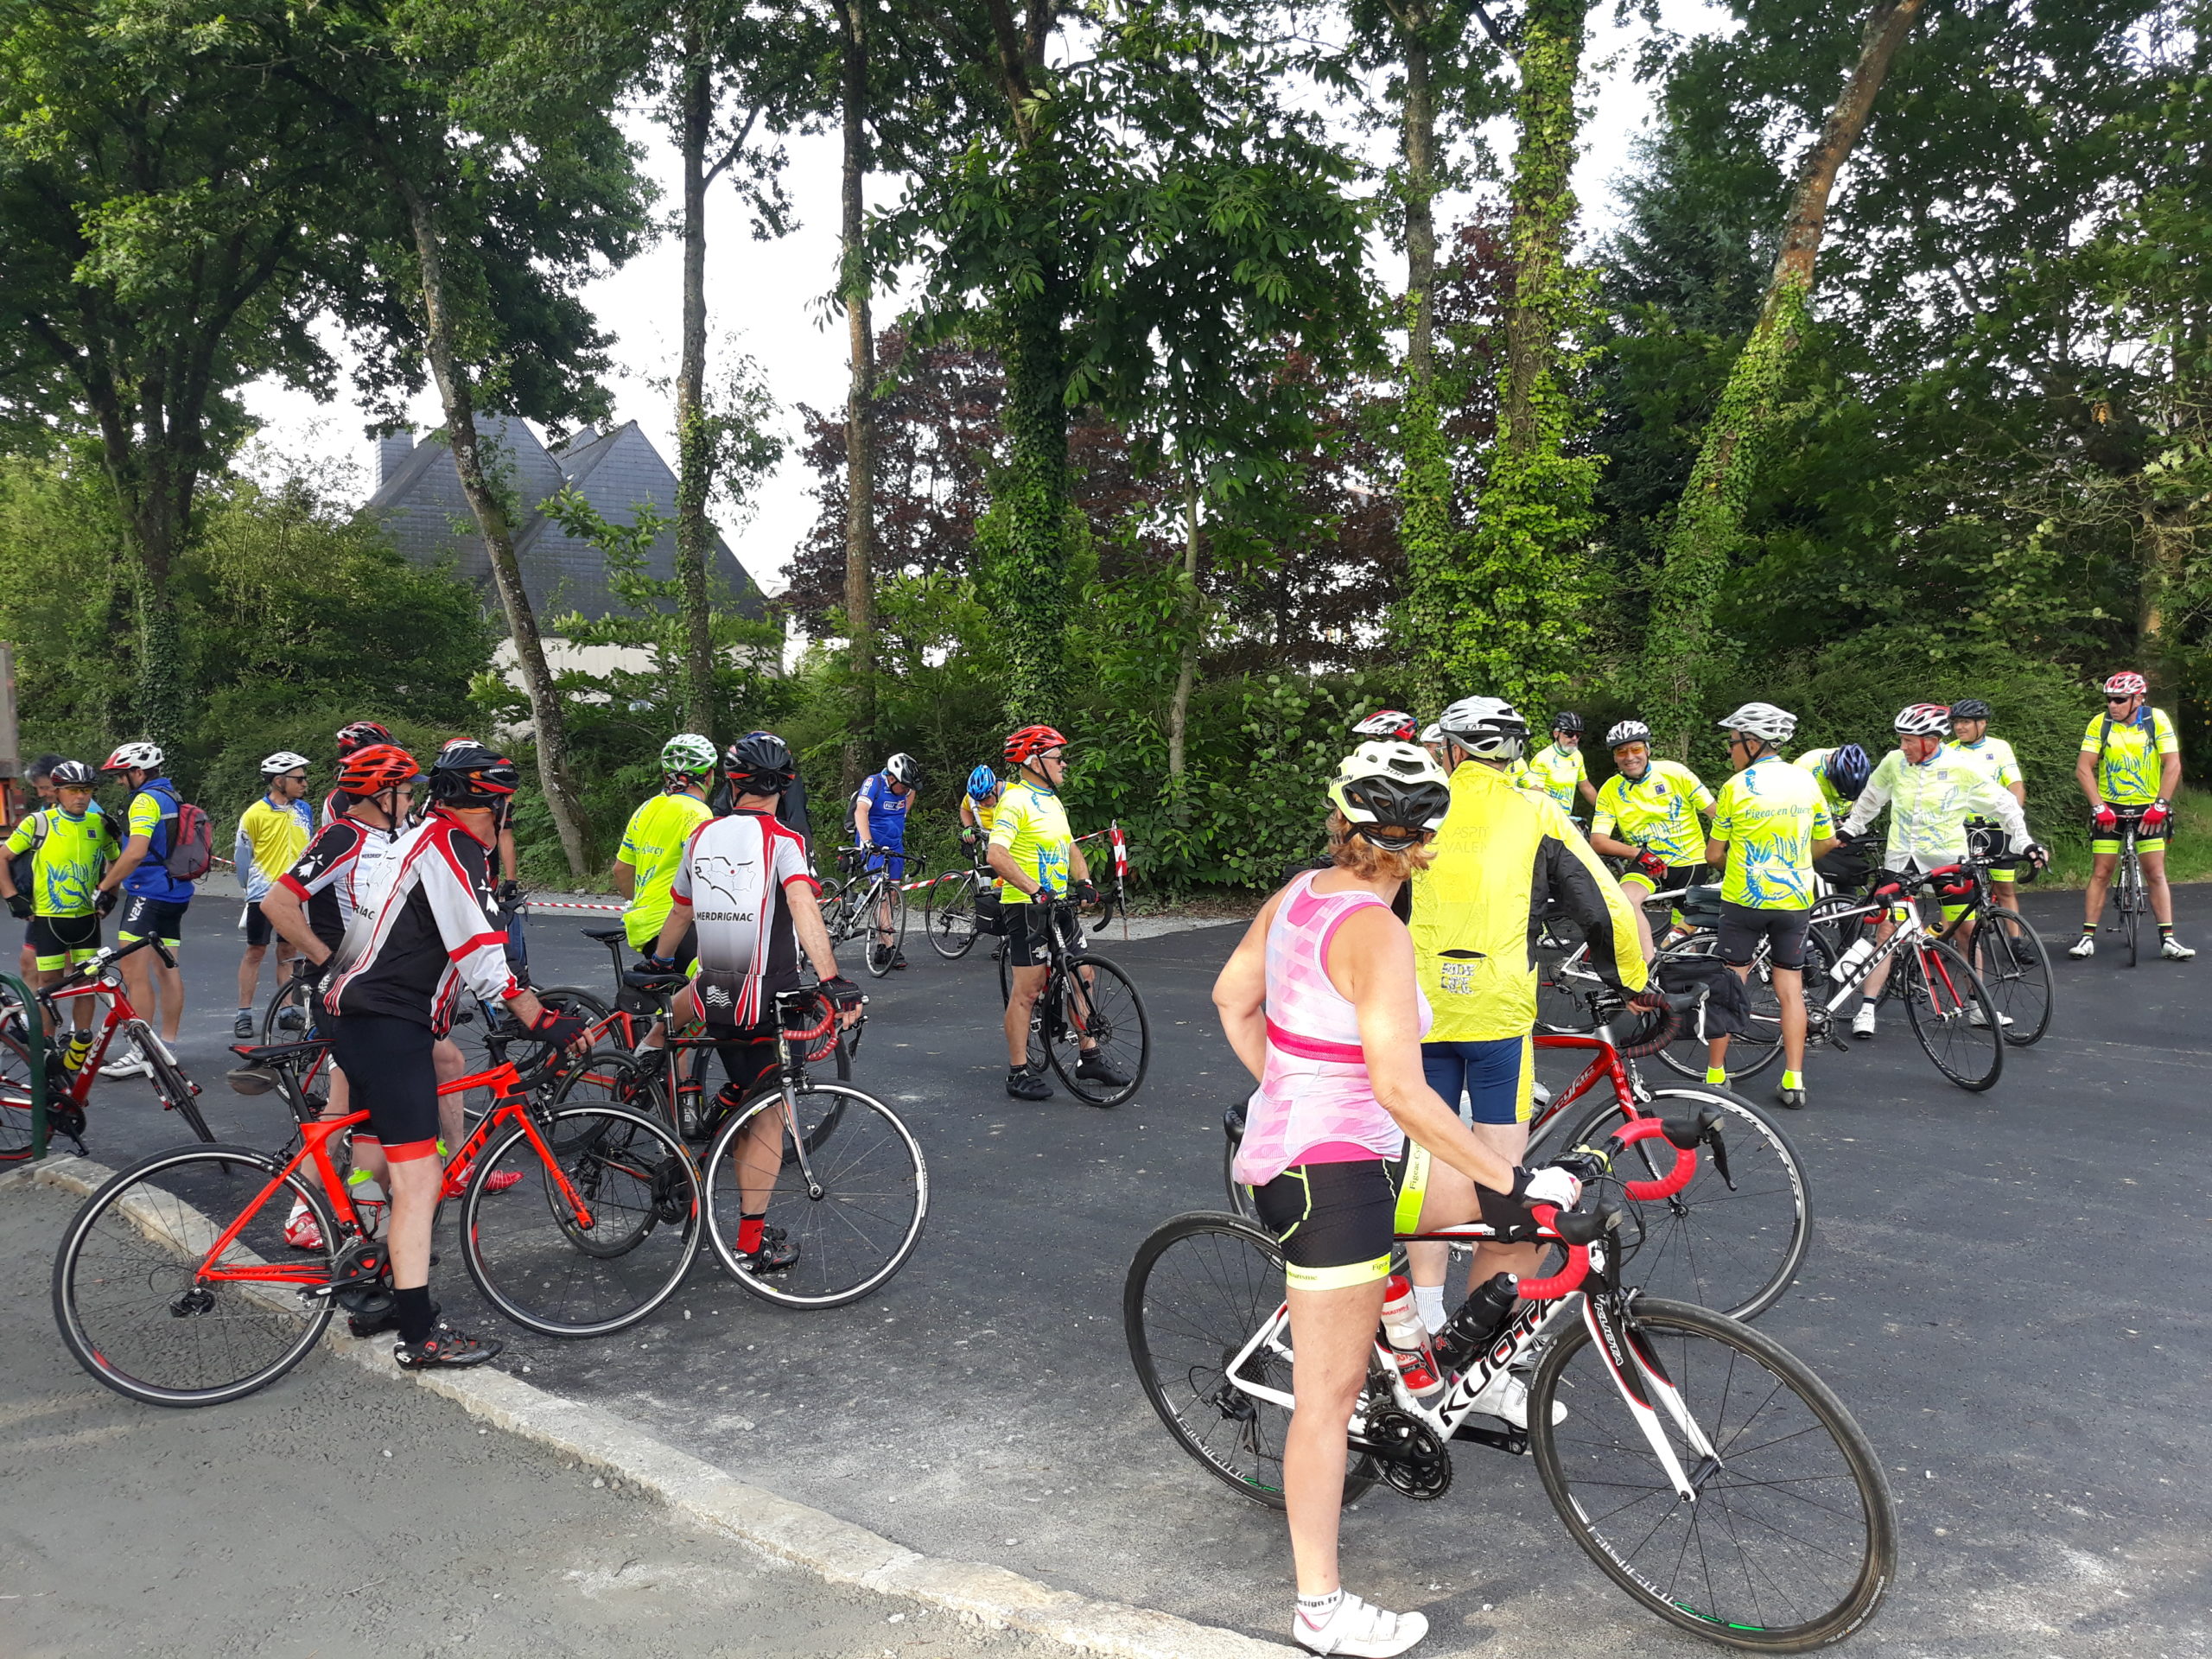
[
  {"left": 1529, "top": 1298, "right": 1894, "bottom": 1650},
  {"left": 702, "top": 1083, "right": 927, "bottom": 1308},
  {"left": 1969, "top": 908, "right": 2052, "bottom": 1046},
  {"left": 864, "top": 878, "right": 908, "bottom": 978},
  {"left": 53, "top": 1144, "right": 339, "bottom": 1406},
  {"left": 1901, "top": 938, "right": 2003, "bottom": 1090},
  {"left": 1047, "top": 954, "right": 1150, "bottom": 1107},
  {"left": 461, "top": 1105, "right": 701, "bottom": 1338},
  {"left": 2122, "top": 855, "right": 2141, "bottom": 967},
  {"left": 143, "top": 1041, "right": 216, "bottom": 1144},
  {"left": 1, "top": 979, "right": 35, "bottom": 1161},
  {"left": 925, "top": 871, "right": 979, "bottom": 959}
]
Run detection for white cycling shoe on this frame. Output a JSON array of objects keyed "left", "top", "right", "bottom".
[
  {"left": 1294, "top": 1592, "right": 1427, "bottom": 1657},
  {"left": 1461, "top": 1366, "right": 1566, "bottom": 1429},
  {"left": 2162, "top": 937, "right": 2196, "bottom": 961},
  {"left": 1850, "top": 1005, "right": 1878, "bottom": 1039},
  {"left": 2067, "top": 935, "right": 2096, "bottom": 959},
  {"left": 1967, "top": 1006, "right": 2013, "bottom": 1029}
]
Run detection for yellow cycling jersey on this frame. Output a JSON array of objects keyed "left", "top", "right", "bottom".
[
  {"left": 1710, "top": 757, "right": 1834, "bottom": 911},
  {"left": 617, "top": 790, "right": 715, "bottom": 949},
  {"left": 1522, "top": 742, "right": 1588, "bottom": 811},
  {"left": 1945, "top": 736, "right": 2022, "bottom": 791},
  {"left": 2081, "top": 708, "right": 2177, "bottom": 807},
  {"left": 1592, "top": 760, "right": 1713, "bottom": 867},
  {"left": 988, "top": 779, "right": 1072, "bottom": 904}
]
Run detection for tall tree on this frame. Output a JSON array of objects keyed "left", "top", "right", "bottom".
[{"left": 834, "top": 0, "right": 880, "bottom": 788}]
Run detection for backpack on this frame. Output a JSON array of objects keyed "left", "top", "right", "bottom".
[
  {"left": 9, "top": 810, "right": 48, "bottom": 897},
  {"left": 139, "top": 784, "right": 213, "bottom": 882}
]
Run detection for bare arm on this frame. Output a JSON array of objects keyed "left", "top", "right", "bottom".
[
  {"left": 652, "top": 898, "right": 690, "bottom": 962},
  {"left": 1210, "top": 893, "right": 1284, "bottom": 1083},
  {"left": 1578, "top": 779, "right": 1599, "bottom": 809},
  {"left": 610, "top": 859, "right": 635, "bottom": 899},
  {"left": 2161, "top": 753, "right": 2183, "bottom": 798},
  {"left": 1589, "top": 831, "right": 1639, "bottom": 860},
  {"left": 260, "top": 881, "right": 325, "bottom": 963},
  {"left": 853, "top": 796, "right": 871, "bottom": 847},
  {"left": 1069, "top": 840, "right": 1091, "bottom": 886},
  {"left": 1705, "top": 836, "right": 1728, "bottom": 868},
  {"left": 2076, "top": 751, "right": 2102, "bottom": 807},
  {"left": 785, "top": 881, "right": 842, "bottom": 982}
]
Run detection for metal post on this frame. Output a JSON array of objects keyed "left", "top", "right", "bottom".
[{"left": 1, "top": 972, "right": 47, "bottom": 1160}]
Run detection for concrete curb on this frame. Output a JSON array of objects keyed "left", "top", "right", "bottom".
[{"left": 9, "top": 1154, "right": 1294, "bottom": 1659}]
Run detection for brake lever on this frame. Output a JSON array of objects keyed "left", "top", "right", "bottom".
[{"left": 1704, "top": 1123, "right": 1734, "bottom": 1190}]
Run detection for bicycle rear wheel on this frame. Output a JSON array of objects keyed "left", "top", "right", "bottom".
[
  {"left": 1969, "top": 908, "right": 2051, "bottom": 1046},
  {"left": 1047, "top": 954, "right": 1150, "bottom": 1107},
  {"left": 53, "top": 1144, "right": 339, "bottom": 1406},
  {"left": 1653, "top": 935, "right": 1789, "bottom": 1084},
  {"left": 1, "top": 980, "right": 35, "bottom": 1161},
  {"left": 925, "top": 871, "right": 979, "bottom": 959},
  {"left": 259, "top": 973, "right": 317, "bottom": 1044},
  {"left": 1123, "top": 1211, "right": 1380, "bottom": 1511},
  {"left": 1901, "top": 938, "right": 2003, "bottom": 1090},
  {"left": 864, "top": 878, "right": 908, "bottom": 978},
  {"left": 1529, "top": 1298, "right": 1894, "bottom": 1650},
  {"left": 461, "top": 1104, "right": 700, "bottom": 1338}
]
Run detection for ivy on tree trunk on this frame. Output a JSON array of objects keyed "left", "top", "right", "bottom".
[
  {"left": 673, "top": 4, "right": 721, "bottom": 745},
  {"left": 838, "top": 0, "right": 879, "bottom": 788}
]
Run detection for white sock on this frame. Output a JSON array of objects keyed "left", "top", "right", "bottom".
[
  {"left": 1296, "top": 1589, "right": 1344, "bottom": 1625},
  {"left": 1412, "top": 1283, "right": 1446, "bottom": 1334}
]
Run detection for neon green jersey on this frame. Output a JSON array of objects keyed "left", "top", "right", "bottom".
[
  {"left": 1790, "top": 748, "right": 1849, "bottom": 819},
  {"left": 2080, "top": 708, "right": 2177, "bottom": 807},
  {"left": 1523, "top": 742, "right": 1588, "bottom": 811},
  {"left": 988, "top": 779, "right": 1072, "bottom": 905},
  {"left": 1592, "top": 760, "right": 1714, "bottom": 867},
  {"left": 617, "top": 791, "right": 715, "bottom": 948},
  {"left": 1945, "top": 736, "right": 2022, "bottom": 791},
  {"left": 1845, "top": 747, "right": 2029, "bottom": 867},
  {"left": 5, "top": 805, "right": 118, "bottom": 918},
  {"left": 1710, "top": 757, "right": 1834, "bottom": 911}
]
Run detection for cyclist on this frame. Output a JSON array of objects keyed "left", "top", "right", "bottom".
[
  {"left": 645, "top": 731, "right": 863, "bottom": 1274},
  {"left": 957, "top": 764, "right": 1001, "bottom": 860},
  {"left": 1522, "top": 712, "right": 1597, "bottom": 814},
  {"left": 613, "top": 734, "right": 718, "bottom": 969},
  {"left": 323, "top": 721, "right": 396, "bottom": 828},
  {"left": 320, "top": 742, "right": 589, "bottom": 1368},
  {"left": 232, "top": 752, "right": 315, "bottom": 1038},
  {"left": 1791, "top": 742, "right": 1873, "bottom": 823},
  {"left": 1407, "top": 698, "right": 1646, "bottom": 1388},
  {"left": 851, "top": 751, "right": 918, "bottom": 970},
  {"left": 1703, "top": 704, "right": 1835, "bottom": 1109},
  {"left": 1839, "top": 703, "right": 2044, "bottom": 1035},
  {"left": 1214, "top": 742, "right": 1583, "bottom": 1659},
  {"left": 1943, "top": 699, "right": 2029, "bottom": 950},
  {"left": 1, "top": 760, "right": 118, "bottom": 1071},
  {"left": 11, "top": 754, "right": 67, "bottom": 982},
  {"left": 989, "top": 723, "right": 1120, "bottom": 1102},
  {"left": 90, "top": 742, "right": 194, "bottom": 1079},
  {"left": 2073, "top": 671, "right": 2191, "bottom": 961},
  {"left": 1589, "top": 720, "right": 1715, "bottom": 961}
]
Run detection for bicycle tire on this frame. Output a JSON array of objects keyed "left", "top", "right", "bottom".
[
  {"left": 864, "top": 877, "right": 908, "bottom": 978},
  {"left": 1652, "top": 935, "right": 1788, "bottom": 1084},
  {"left": 259, "top": 973, "right": 317, "bottom": 1045},
  {"left": 2123, "top": 850, "right": 2140, "bottom": 967},
  {"left": 551, "top": 1052, "right": 672, "bottom": 1137},
  {"left": 53, "top": 1143, "right": 339, "bottom": 1407},
  {"left": 702, "top": 1082, "right": 927, "bottom": 1308},
  {"left": 1123, "top": 1211, "right": 1380, "bottom": 1512},
  {"left": 460, "top": 1103, "right": 700, "bottom": 1338},
  {"left": 1046, "top": 954, "right": 1150, "bottom": 1107},
  {"left": 1, "top": 980, "right": 35, "bottom": 1161},
  {"left": 1528, "top": 1298, "right": 1895, "bottom": 1650},
  {"left": 144, "top": 1042, "right": 217, "bottom": 1144},
  {"left": 1969, "top": 907, "right": 2052, "bottom": 1046},
  {"left": 1560, "top": 1087, "right": 1811, "bottom": 1321},
  {"left": 925, "top": 870, "right": 979, "bottom": 959},
  {"left": 1900, "top": 938, "right": 2003, "bottom": 1090}
]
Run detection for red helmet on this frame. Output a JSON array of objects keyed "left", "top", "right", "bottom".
[
  {"left": 336, "top": 743, "right": 421, "bottom": 798},
  {"left": 1005, "top": 724, "right": 1067, "bottom": 766},
  {"left": 1351, "top": 709, "right": 1418, "bottom": 742},
  {"left": 336, "top": 720, "right": 395, "bottom": 758},
  {"left": 2102, "top": 671, "right": 2148, "bottom": 697}
]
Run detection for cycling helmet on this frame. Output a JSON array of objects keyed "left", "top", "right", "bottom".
[
  {"left": 660, "top": 733, "right": 717, "bottom": 778},
  {"left": 100, "top": 741, "right": 163, "bottom": 774},
  {"left": 966, "top": 765, "right": 998, "bottom": 800},
  {"left": 48, "top": 760, "right": 98, "bottom": 789},
  {"left": 1551, "top": 712, "right": 1584, "bottom": 736},
  {"left": 1605, "top": 721, "right": 1651, "bottom": 751},
  {"left": 1328, "top": 742, "right": 1452, "bottom": 849},
  {"left": 2103, "top": 670, "right": 2148, "bottom": 697},
  {"left": 1005, "top": 724, "right": 1067, "bottom": 766},
  {"left": 722, "top": 731, "right": 797, "bottom": 796},
  {"left": 428, "top": 741, "right": 520, "bottom": 804},
  {"left": 335, "top": 720, "right": 395, "bottom": 758},
  {"left": 259, "top": 750, "right": 312, "bottom": 778},
  {"left": 1716, "top": 702, "right": 1796, "bottom": 745},
  {"left": 1435, "top": 695, "right": 1528, "bottom": 761},
  {"left": 1418, "top": 721, "right": 1442, "bottom": 746},
  {"left": 1948, "top": 698, "right": 1992, "bottom": 722},
  {"left": 1352, "top": 709, "right": 1419, "bottom": 741},
  {"left": 1827, "top": 742, "right": 1873, "bottom": 801},
  {"left": 884, "top": 752, "right": 918, "bottom": 787},
  {"left": 337, "top": 743, "right": 421, "bottom": 798},
  {"left": 1892, "top": 702, "right": 1952, "bottom": 737}
]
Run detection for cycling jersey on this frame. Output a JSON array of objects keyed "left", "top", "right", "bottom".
[
  {"left": 988, "top": 779, "right": 1072, "bottom": 906},
  {"left": 1946, "top": 735, "right": 2022, "bottom": 791},
  {"left": 1843, "top": 747, "right": 2029, "bottom": 868},
  {"left": 1791, "top": 748, "right": 1849, "bottom": 819},
  {"left": 855, "top": 772, "right": 912, "bottom": 848},
  {"left": 670, "top": 809, "right": 818, "bottom": 1027},
  {"left": 323, "top": 810, "right": 516, "bottom": 1034},
  {"left": 1592, "top": 760, "right": 1713, "bottom": 867},
  {"left": 282, "top": 818, "right": 403, "bottom": 953},
  {"left": 2081, "top": 707, "right": 2178, "bottom": 807},
  {"left": 615, "top": 790, "right": 714, "bottom": 950},
  {"left": 235, "top": 796, "right": 313, "bottom": 903},
  {"left": 1522, "top": 742, "right": 1588, "bottom": 812},
  {"left": 122, "top": 779, "right": 194, "bottom": 903},
  {"left": 3, "top": 805, "right": 116, "bottom": 917},
  {"left": 1709, "top": 755, "right": 1834, "bottom": 911}
]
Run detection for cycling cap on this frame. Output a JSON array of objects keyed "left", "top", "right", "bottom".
[
  {"left": 1351, "top": 709, "right": 1419, "bottom": 741},
  {"left": 337, "top": 744, "right": 420, "bottom": 798},
  {"left": 101, "top": 741, "right": 163, "bottom": 773},
  {"left": 2102, "top": 670, "right": 2148, "bottom": 697},
  {"left": 429, "top": 741, "right": 520, "bottom": 804},
  {"left": 48, "top": 760, "right": 98, "bottom": 788},
  {"left": 885, "top": 752, "right": 919, "bottom": 786},
  {"left": 1551, "top": 712, "right": 1584, "bottom": 735},
  {"left": 1827, "top": 743, "right": 1873, "bottom": 800},
  {"left": 661, "top": 733, "right": 718, "bottom": 776},
  {"left": 1892, "top": 702, "right": 1952, "bottom": 737},
  {"left": 335, "top": 720, "right": 395, "bottom": 758},
  {"left": 1716, "top": 702, "right": 1796, "bottom": 744},
  {"left": 723, "top": 731, "right": 796, "bottom": 796},
  {"left": 259, "top": 750, "right": 312, "bottom": 777},
  {"left": 1005, "top": 724, "right": 1067, "bottom": 766},
  {"left": 966, "top": 765, "right": 998, "bottom": 799},
  {"left": 1329, "top": 742, "right": 1452, "bottom": 850},
  {"left": 1435, "top": 696, "right": 1528, "bottom": 760},
  {"left": 1947, "top": 698, "right": 1992, "bottom": 721},
  {"left": 1605, "top": 721, "right": 1651, "bottom": 751}
]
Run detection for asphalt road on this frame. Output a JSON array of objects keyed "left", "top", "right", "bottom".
[{"left": 17, "top": 883, "right": 2212, "bottom": 1658}]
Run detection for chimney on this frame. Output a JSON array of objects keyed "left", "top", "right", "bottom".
[{"left": 373, "top": 429, "right": 414, "bottom": 490}]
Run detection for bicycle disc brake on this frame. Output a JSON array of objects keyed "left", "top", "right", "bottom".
[{"left": 1360, "top": 1408, "right": 1454, "bottom": 1501}]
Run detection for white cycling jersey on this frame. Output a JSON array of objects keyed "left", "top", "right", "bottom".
[
  {"left": 669, "top": 809, "right": 819, "bottom": 1028},
  {"left": 1843, "top": 747, "right": 2029, "bottom": 869}
]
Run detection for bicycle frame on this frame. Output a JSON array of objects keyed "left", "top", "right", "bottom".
[
  {"left": 1809, "top": 880, "right": 1962, "bottom": 1021},
  {"left": 9, "top": 938, "right": 197, "bottom": 1141}
]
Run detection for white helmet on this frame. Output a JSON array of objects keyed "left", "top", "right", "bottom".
[
  {"left": 1893, "top": 702, "right": 1952, "bottom": 737},
  {"left": 1435, "top": 696, "right": 1528, "bottom": 761},
  {"left": 1417, "top": 721, "right": 1442, "bottom": 745},
  {"left": 885, "top": 752, "right": 918, "bottom": 786},
  {"left": 1716, "top": 702, "right": 1796, "bottom": 745},
  {"left": 1328, "top": 742, "right": 1452, "bottom": 849},
  {"left": 100, "top": 741, "right": 163, "bottom": 774},
  {"left": 259, "top": 750, "right": 313, "bottom": 777},
  {"left": 1605, "top": 720, "right": 1651, "bottom": 750}
]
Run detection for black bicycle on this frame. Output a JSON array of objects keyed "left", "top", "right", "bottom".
[{"left": 994, "top": 894, "right": 1150, "bottom": 1107}]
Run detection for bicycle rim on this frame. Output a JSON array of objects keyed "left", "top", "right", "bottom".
[
  {"left": 1971, "top": 909, "right": 2051, "bottom": 1046},
  {"left": 1529, "top": 1298, "right": 1894, "bottom": 1650},
  {"left": 1122, "top": 1211, "right": 1378, "bottom": 1511},
  {"left": 461, "top": 1105, "right": 701, "bottom": 1338},
  {"left": 1902, "top": 940, "right": 2002, "bottom": 1090},
  {"left": 926, "top": 873, "right": 978, "bottom": 959},
  {"left": 1046, "top": 955, "right": 1150, "bottom": 1107},
  {"left": 702, "top": 1084, "right": 927, "bottom": 1308},
  {"left": 53, "top": 1144, "right": 338, "bottom": 1406}
]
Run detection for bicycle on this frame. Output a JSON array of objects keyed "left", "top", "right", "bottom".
[
  {"left": 52, "top": 1050, "right": 702, "bottom": 1407},
  {"left": 817, "top": 845, "right": 910, "bottom": 977},
  {"left": 994, "top": 893, "right": 1151, "bottom": 1107},
  {"left": 1926, "top": 834, "right": 2053, "bottom": 1045},
  {"left": 2096, "top": 809, "right": 2152, "bottom": 968},
  {"left": 1, "top": 937, "right": 214, "bottom": 1161},
  {"left": 921, "top": 844, "right": 991, "bottom": 959},
  {"left": 1128, "top": 1121, "right": 1894, "bottom": 1651}
]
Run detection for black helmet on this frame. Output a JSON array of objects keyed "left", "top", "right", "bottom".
[
  {"left": 723, "top": 731, "right": 796, "bottom": 797},
  {"left": 1948, "top": 698, "right": 1992, "bottom": 721},
  {"left": 48, "top": 760, "right": 98, "bottom": 788},
  {"left": 428, "top": 741, "right": 520, "bottom": 805},
  {"left": 1551, "top": 712, "right": 1583, "bottom": 735}
]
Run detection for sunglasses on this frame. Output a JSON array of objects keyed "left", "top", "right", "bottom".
[{"left": 2106, "top": 696, "right": 2135, "bottom": 704}]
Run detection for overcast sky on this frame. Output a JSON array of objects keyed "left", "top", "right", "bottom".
[{"left": 239, "top": 2, "right": 1725, "bottom": 597}]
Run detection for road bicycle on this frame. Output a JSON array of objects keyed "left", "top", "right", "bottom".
[
  {"left": 1, "top": 937, "right": 213, "bottom": 1161},
  {"left": 1223, "top": 997, "right": 1811, "bottom": 1322},
  {"left": 993, "top": 893, "right": 1151, "bottom": 1107},
  {"left": 1128, "top": 1117, "right": 1894, "bottom": 1651},
  {"left": 817, "top": 845, "right": 910, "bottom": 977},
  {"left": 921, "top": 845, "right": 991, "bottom": 959},
  {"left": 2093, "top": 809, "right": 2153, "bottom": 968},
  {"left": 1926, "top": 836, "right": 2053, "bottom": 1045}
]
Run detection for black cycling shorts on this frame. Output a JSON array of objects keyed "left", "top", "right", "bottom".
[
  {"left": 328, "top": 1011, "right": 441, "bottom": 1160},
  {"left": 117, "top": 893, "right": 188, "bottom": 945},
  {"left": 243, "top": 901, "right": 276, "bottom": 949},
  {"left": 1714, "top": 901, "right": 1812, "bottom": 971},
  {"left": 705, "top": 1020, "right": 780, "bottom": 1106},
  {"left": 28, "top": 912, "right": 102, "bottom": 969},
  {"left": 1003, "top": 901, "right": 1081, "bottom": 969},
  {"left": 1249, "top": 1148, "right": 1425, "bottom": 1292}
]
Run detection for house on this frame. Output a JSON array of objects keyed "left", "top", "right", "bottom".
[{"left": 365, "top": 416, "right": 769, "bottom": 625}]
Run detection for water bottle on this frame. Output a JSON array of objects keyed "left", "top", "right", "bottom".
[
  {"left": 1434, "top": 1272, "right": 1520, "bottom": 1374},
  {"left": 1380, "top": 1274, "right": 1445, "bottom": 1404},
  {"left": 1830, "top": 936, "right": 1877, "bottom": 984}
]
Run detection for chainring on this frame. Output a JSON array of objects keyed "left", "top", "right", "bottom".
[{"left": 1363, "top": 1407, "right": 1453, "bottom": 1501}]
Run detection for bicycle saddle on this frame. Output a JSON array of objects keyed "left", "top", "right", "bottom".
[
  {"left": 582, "top": 926, "right": 627, "bottom": 944},
  {"left": 623, "top": 969, "right": 691, "bottom": 993},
  {"left": 230, "top": 1039, "right": 330, "bottom": 1063}
]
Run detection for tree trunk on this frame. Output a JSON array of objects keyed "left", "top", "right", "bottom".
[
  {"left": 398, "top": 179, "right": 592, "bottom": 876},
  {"left": 838, "top": 0, "right": 878, "bottom": 792},
  {"left": 672, "top": 2, "right": 719, "bottom": 744},
  {"left": 1498, "top": 0, "right": 1587, "bottom": 459},
  {"left": 1642, "top": 0, "right": 1927, "bottom": 753},
  {"left": 1166, "top": 472, "right": 1201, "bottom": 800},
  {"left": 1402, "top": 26, "right": 1437, "bottom": 387},
  {"left": 989, "top": 265, "right": 1075, "bottom": 722}
]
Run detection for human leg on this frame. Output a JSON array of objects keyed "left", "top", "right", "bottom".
[{"left": 1618, "top": 873, "right": 1658, "bottom": 961}]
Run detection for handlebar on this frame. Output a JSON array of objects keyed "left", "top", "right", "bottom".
[
  {"left": 1609, "top": 1112, "right": 1704, "bottom": 1200},
  {"left": 53, "top": 932, "right": 174, "bottom": 989},
  {"left": 1517, "top": 1192, "right": 1624, "bottom": 1300}
]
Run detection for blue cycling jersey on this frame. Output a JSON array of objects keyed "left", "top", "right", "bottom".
[{"left": 856, "top": 772, "right": 912, "bottom": 847}]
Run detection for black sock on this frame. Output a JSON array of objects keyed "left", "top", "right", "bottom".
[
  {"left": 2159, "top": 922, "right": 2175, "bottom": 938},
  {"left": 2082, "top": 922, "right": 2098, "bottom": 937},
  {"left": 394, "top": 1284, "right": 435, "bottom": 1345}
]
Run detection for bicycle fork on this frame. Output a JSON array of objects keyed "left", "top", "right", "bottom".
[{"left": 1580, "top": 1269, "right": 1716, "bottom": 1502}]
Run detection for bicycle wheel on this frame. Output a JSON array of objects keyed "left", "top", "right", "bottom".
[
  {"left": 1900, "top": 938, "right": 2002, "bottom": 1090},
  {"left": 1, "top": 981, "right": 35, "bottom": 1161},
  {"left": 1123, "top": 1211, "right": 1380, "bottom": 1511},
  {"left": 1653, "top": 936, "right": 1785, "bottom": 1084},
  {"left": 1969, "top": 908, "right": 2052, "bottom": 1046},
  {"left": 1561, "top": 1087, "right": 1812, "bottom": 1321},
  {"left": 551, "top": 1051, "right": 672, "bottom": 1136},
  {"left": 925, "top": 870, "right": 979, "bottom": 959},
  {"left": 1535, "top": 945, "right": 1600, "bottom": 1035},
  {"left": 1046, "top": 954, "right": 1150, "bottom": 1107},
  {"left": 702, "top": 1082, "right": 925, "bottom": 1307},
  {"left": 864, "top": 878, "right": 908, "bottom": 978},
  {"left": 259, "top": 973, "right": 316, "bottom": 1045},
  {"left": 53, "top": 1144, "right": 339, "bottom": 1406},
  {"left": 2122, "top": 853, "right": 2140, "bottom": 967},
  {"left": 1529, "top": 1298, "right": 1894, "bottom": 1650},
  {"left": 461, "top": 1104, "right": 700, "bottom": 1338}
]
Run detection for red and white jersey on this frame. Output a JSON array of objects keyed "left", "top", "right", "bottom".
[
  {"left": 323, "top": 810, "right": 516, "bottom": 1034},
  {"left": 281, "top": 818, "right": 403, "bottom": 954},
  {"left": 671, "top": 809, "right": 819, "bottom": 1028}
]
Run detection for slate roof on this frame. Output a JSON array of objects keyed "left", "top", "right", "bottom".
[{"left": 364, "top": 416, "right": 767, "bottom": 624}]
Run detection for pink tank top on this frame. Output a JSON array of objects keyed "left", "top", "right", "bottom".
[{"left": 1232, "top": 871, "right": 1433, "bottom": 1187}]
